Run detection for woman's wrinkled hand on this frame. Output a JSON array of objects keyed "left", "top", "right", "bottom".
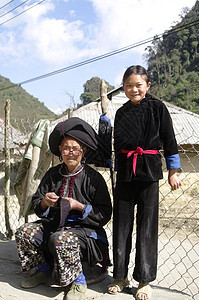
[
  {"left": 41, "top": 192, "right": 59, "bottom": 210},
  {"left": 63, "top": 197, "right": 84, "bottom": 212}
]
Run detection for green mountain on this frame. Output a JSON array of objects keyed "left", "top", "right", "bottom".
[
  {"left": 145, "top": 0, "right": 199, "bottom": 113},
  {"left": 0, "top": 75, "right": 57, "bottom": 131},
  {"left": 79, "top": 77, "right": 115, "bottom": 106},
  {"left": 2, "top": 0, "right": 198, "bottom": 131}
]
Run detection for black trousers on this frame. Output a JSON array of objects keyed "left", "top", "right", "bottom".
[{"left": 113, "top": 181, "right": 159, "bottom": 283}]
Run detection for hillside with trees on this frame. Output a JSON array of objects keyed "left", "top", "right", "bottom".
[
  {"left": 0, "top": 75, "right": 56, "bottom": 130},
  {"left": 145, "top": 0, "right": 199, "bottom": 113},
  {"left": 79, "top": 77, "right": 115, "bottom": 106},
  {"left": 0, "top": 74, "right": 115, "bottom": 130},
  {"left": 1, "top": 0, "right": 198, "bottom": 131}
]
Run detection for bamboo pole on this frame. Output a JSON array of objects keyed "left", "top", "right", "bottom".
[
  {"left": 68, "top": 107, "right": 73, "bottom": 118},
  {"left": 4, "top": 99, "right": 13, "bottom": 238},
  {"left": 100, "top": 80, "right": 110, "bottom": 119},
  {"left": 100, "top": 80, "right": 115, "bottom": 197}
]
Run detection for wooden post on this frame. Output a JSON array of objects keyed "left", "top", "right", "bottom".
[
  {"left": 100, "top": 80, "right": 115, "bottom": 196},
  {"left": 68, "top": 107, "right": 73, "bottom": 119},
  {"left": 100, "top": 80, "right": 110, "bottom": 118},
  {"left": 4, "top": 99, "right": 13, "bottom": 238}
]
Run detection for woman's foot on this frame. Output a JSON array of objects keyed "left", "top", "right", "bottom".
[
  {"left": 64, "top": 282, "right": 87, "bottom": 300},
  {"left": 20, "top": 270, "right": 51, "bottom": 288},
  {"left": 108, "top": 278, "right": 129, "bottom": 294},
  {"left": 136, "top": 283, "right": 151, "bottom": 300}
]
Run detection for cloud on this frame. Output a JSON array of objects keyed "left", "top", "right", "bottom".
[
  {"left": 89, "top": 0, "right": 196, "bottom": 52},
  {"left": 23, "top": 18, "right": 85, "bottom": 64},
  {"left": 20, "top": 1, "right": 88, "bottom": 65},
  {"left": 114, "top": 69, "right": 125, "bottom": 87},
  {"left": 50, "top": 106, "right": 65, "bottom": 115},
  {"left": 0, "top": 1, "right": 87, "bottom": 66},
  {"left": 0, "top": 0, "right": 196, "bottom": 69}
]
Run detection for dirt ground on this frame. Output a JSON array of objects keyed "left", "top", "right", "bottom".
[
  {"left": 0, "top": 238, "right": 194, "bottom": 300},
  {"left": 0, "top": 170, "right": 198, "bottom": 299}
]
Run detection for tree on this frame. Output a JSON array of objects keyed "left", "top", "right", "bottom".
[
  {"left": 0, "top": 75, "right": 56, "bottom": 132},
  {"left": 145, "top": 0, "right": 199, "bottom": 114},
  {"left": 80, "top": 77, "right": 115, "bottom": 105}
]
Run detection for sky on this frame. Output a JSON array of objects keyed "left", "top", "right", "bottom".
[{"left": 0, "top": 0, "right": 197, "bottom": 114}]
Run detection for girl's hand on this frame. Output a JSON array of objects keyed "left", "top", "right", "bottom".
[
  {"left": 168, "top": 169, "right": 182, "bottom": 191},
  {"left": 63, "top": 197, "right": 84, "bottom": 212},
  {"left": 41, "top": 192, "right": 59, "bottom": 210}
]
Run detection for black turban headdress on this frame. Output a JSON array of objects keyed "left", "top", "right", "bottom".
[{"left": 49, "top": 117, "right": 98, "bottom": 160}]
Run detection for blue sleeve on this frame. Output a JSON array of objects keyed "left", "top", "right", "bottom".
[
  {"left": 165, "top": 153, "right": 181, "bottom": 170},
  {"left": 67, "top": 204, "right": 93, "bottom": 222},
  {"left": 79, "top": 204, "right": 92, "bottom": 220},
  {"left": 100, "top": 112, "right": 111, "bottom": 125},
  {"left": 36, "top": 200, "right": 50, "bottom": 217},
  {"left": 89, "top": 231, "right": 108, "bottom": 243}
]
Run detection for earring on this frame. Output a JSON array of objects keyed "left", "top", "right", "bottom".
[
  {"left": 81, "top": 156, "right": 86, "bottom": 164},
  {"left": 59, "top": 155, "right": 63, "bottom": 162}
]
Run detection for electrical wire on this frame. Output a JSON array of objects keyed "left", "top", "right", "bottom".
[
  {"left": 0, "top": 0, "right": 15, "bottom": 10},
  {"left": 0, "top": 0, "right": 46, "bottom": 25},
  {"left": 0, "top": 0, "right": 30, "bottom": 19},
  {"left": 0, "top": 17, "right": 198, "bottom": 92}
]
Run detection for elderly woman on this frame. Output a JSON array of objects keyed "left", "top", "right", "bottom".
[{"left": 15, "top": 117, "right": 112, "bottom": 300}]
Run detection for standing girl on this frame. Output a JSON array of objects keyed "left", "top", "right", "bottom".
[{"left": 108, "top": 65, "right": 181, "bottom": 300}]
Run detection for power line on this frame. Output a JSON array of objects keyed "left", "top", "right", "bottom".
[
  {"left": 0, "top": 0, "right": 30, "bottom": 19},
  {"left": 19, "top": 37, "right": 157, "bottom": 85},
  {"left": 0, "top": 36, "right": 157, "bottom": 91},
  {"left": 0, "top": 0, "right": 46, "bottom": 25},
  {"left": 0, "top": 0, "right": 15, "bottom": 11},
  {"left": 0, "top": 17, "right": 198, "bottom": 92},
  {"left": 17, "top": 18, "right": 199, "bottom": 83}
]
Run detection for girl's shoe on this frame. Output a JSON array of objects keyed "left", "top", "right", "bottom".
[
  {"left": 107, "top": 278, "right": 130, "bottom": 294},
  {"left": 136, "top": 283, "right": 151, "bottom": 300}
]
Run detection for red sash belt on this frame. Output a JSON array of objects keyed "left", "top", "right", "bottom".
[{"left": 121, "top": 147, "right": 158, "bottom": 176}]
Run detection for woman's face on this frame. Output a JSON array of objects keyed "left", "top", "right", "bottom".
[
  {"left": 59, "top": 136, "right": 86, "bottom": 172},
  {"left": 123, "top": 74, "right": 151, "bottom": 105}
]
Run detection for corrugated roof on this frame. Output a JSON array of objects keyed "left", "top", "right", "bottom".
[
  {"left": 70, "top": 86, "right": 199, "bottom": 146},
  {"left": 0, "top": 118, "right": 28, "bottom": 151},
  {"left": 3, "top": 86, "right": 198, "bottom": 153},
  {"left": 163, "top": 101, "right": 199, "bottom": 145}
]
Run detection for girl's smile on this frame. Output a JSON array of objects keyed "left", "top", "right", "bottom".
[{"left": 123, "top": 74, "right": 151, "bottom": 105}]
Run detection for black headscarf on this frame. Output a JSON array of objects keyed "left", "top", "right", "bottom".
[{"left": 49, "top": 117, "right": 98, "bottom": 160}]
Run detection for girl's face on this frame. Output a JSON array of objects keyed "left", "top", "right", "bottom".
[{"left": 123, "top": 74, "right": 151, "bottom": 105}]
